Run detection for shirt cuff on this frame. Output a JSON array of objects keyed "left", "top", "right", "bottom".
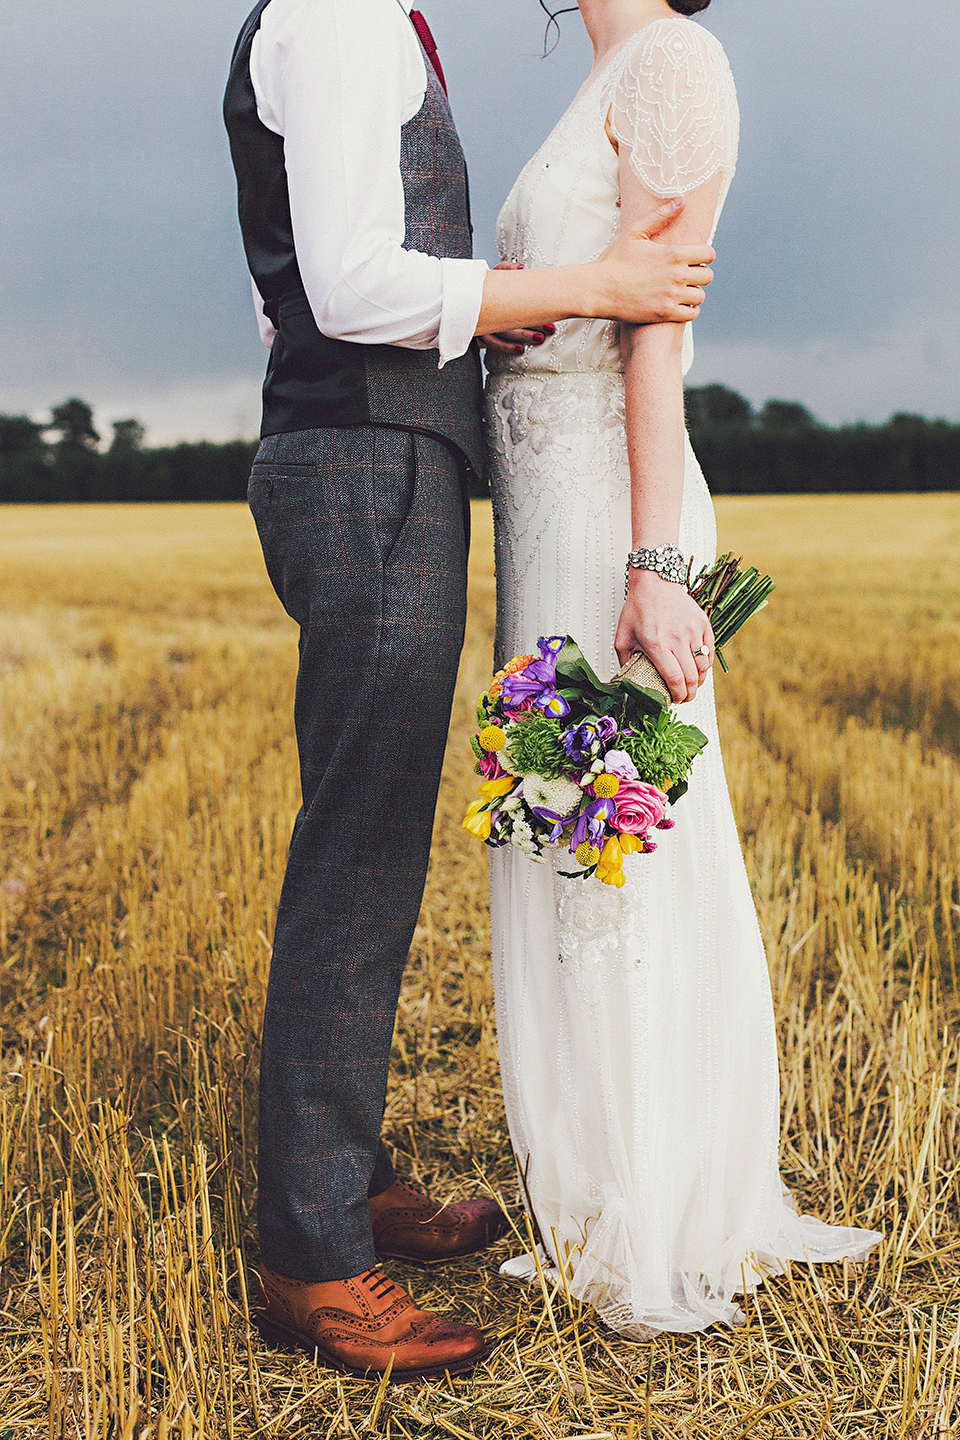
[{"left": 437, "top": 258, "right": 488, "bottom": 368}]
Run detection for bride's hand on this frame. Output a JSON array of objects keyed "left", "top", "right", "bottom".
[
  {"left": 597, "top": 198, "right": 715, "bottom": 325},
  {"left": 477, "top": 261, "right": 554, "bottom": 354},
  {"left": 615, "top": 569, "right": 714, "bottom": 704}
]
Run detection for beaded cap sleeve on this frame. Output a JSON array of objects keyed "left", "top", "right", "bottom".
[{"left": 608, "top": 19, "right": 739, "bottom": 202}]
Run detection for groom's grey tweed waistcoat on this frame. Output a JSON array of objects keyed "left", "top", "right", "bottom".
[{"left": 223, "top": 0, "right": 484, "bottom": 480}]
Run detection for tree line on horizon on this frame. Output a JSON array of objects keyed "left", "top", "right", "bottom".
[
  {"left": 1, "top": 390, "right": 958, "bottom": 502},
  {"left": 0, "top": 400, "right": 256, "bottom": 505},
  {"left": 683, "top": 386, "right": 960, "bottom": 496}
]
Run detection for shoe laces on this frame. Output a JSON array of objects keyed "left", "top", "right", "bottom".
[{"left": 359, "top": 1267, "right": 400, "bottom": 1299}]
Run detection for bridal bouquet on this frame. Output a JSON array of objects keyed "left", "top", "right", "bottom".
[{"left": 462, "top": 554, "right": 773, "bottom": 887}]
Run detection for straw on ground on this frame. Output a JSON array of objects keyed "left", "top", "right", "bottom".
[{"left": 1, "top": 496, "right": 959, "bottom": 1438}]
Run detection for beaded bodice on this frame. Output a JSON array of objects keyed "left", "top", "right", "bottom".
[{"left": 487, "top": 17, "right": 739, "bottom": 380}]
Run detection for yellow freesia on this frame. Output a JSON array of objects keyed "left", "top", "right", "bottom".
[
  {"left": 462, "top": 801, "right": 492, "bottom": 841},
  {"left": 619, "top": 833, "right": 642, "bottom": 855},
  {"left": 596, "top": 835, "right": 625, "bottom": 887},
  {"left": 479, "top": 775, "right": 515, "bottom": 800},
  {"left": 595, "top": 858, "right": 627, "bottom": 881},
  {"left": 597, "top": 864, "right": 627, "bottom": 888}
]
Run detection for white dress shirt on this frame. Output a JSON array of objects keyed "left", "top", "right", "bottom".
[{"left": 249, "top": 0, "right": 488, "bottom": 366}]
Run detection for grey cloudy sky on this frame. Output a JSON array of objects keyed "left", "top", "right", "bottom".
[{"left": 1, "top": 0, "right": 957, "bottom": 443}]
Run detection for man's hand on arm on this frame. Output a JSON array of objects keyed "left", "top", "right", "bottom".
[{"left": 474, "top": 197, "right": 714, "bottom": 339}]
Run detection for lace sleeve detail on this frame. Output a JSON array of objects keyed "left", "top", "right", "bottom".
[{"left": 608, "top": 20, "right": 739, "bottom": 197}]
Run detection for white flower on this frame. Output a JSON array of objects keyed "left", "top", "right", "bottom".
[
  {"left": 509, "top": 826, "right": 541, "bottom": 858},
  {"left": 499, "top": 742, "right": 518, "bottom": 774},
  {"left": 521, "top": 772, "right": 582, "bottom": 817}
]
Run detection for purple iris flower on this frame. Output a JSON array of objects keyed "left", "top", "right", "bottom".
[
  {"left": 500, "top": 635, "right": 568, "bottom": 713},
  {"left": 562, "top": 715, "right": 618, "bottom": 766},
  {"left": 534, "top": 690, "right": 571, "bottom": 718},
  {"left": 570, "top": 797, "right": 614, "bottom": 852},
  {"left": 499, "top": 665, "right": 551, "bottom": 708},
  {"left": 529, "top": 806, "right": 570, "bottom": 844}
]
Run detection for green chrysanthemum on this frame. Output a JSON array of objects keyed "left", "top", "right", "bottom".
[
  {"left": 622, "top": 710, "right": 707, "bottom": 790},
  {"left": 504, "top": 712, "right": 568, "bottom": 780}
]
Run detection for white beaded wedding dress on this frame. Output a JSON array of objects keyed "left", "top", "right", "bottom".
[{"left": 485, "top": 16, "right": 880, "bottom": 1336}]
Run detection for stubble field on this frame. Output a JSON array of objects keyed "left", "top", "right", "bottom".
[{"left": 1, "top": 495, "right": 959, "bottom": 1439}]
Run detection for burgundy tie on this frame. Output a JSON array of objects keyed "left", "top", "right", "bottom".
[{"left": 410, "top": 9, "right": 447, "bottom": 95}]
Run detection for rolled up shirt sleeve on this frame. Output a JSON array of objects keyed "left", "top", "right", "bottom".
[{"left": 250, "top": 0, "right": 487, "bottom": 366}]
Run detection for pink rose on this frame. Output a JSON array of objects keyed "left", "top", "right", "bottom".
[
  {"left": 613, "top": 779, "right": 668, "bottom": 836},
  {"left": 500, "top": 697, "right": 536, "bottom": 717},
  {"left": 478, "top": 749, "right": 504, "bottom": 779}
]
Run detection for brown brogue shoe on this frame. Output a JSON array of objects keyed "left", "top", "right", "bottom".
[
  {"left": 369, "top": 1178, "right": 509, "bottom": 1264},
  {"left": 254, "top": 1263, "right": 489, "bottom": 1379}
]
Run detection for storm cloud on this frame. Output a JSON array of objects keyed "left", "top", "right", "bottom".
[{"left": 1, "top": 0, "right": 956, "bottom": 441}]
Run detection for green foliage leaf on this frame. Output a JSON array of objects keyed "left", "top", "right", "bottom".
[
  {"left": 617, "top": 674, "right": 667, "bottom": 718},
  {"left": 555, "top": 637, "right": 618, "bottom": 697}
]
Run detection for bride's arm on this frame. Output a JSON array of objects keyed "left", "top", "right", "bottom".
[
  {"left": 615, "top": 170, "right": 722, "bottom": 702},
  {"left": 475, "top": 200, "right": 714, "bottom": 336}
]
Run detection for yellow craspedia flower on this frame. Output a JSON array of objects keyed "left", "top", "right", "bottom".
[
  {"left": 593, "top": 773, "right": 620, "bottom": 799},
  {"left": 462, "top": 801, "right": 492, "bottom": 842},
  {"left": 575, "top": 842, "right": 601, "bottom": 868},
  {"left": 479, "top": 725, "right": 507, "bottom": 753}
]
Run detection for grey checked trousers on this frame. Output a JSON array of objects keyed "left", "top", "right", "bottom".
[{"left": 248, "top": 425, "right": 468, "bottom": 1281}]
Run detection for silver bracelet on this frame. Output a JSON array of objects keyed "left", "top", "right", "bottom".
[{"left": 625, "top": 543, "right": 688, "bottom": 596}]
